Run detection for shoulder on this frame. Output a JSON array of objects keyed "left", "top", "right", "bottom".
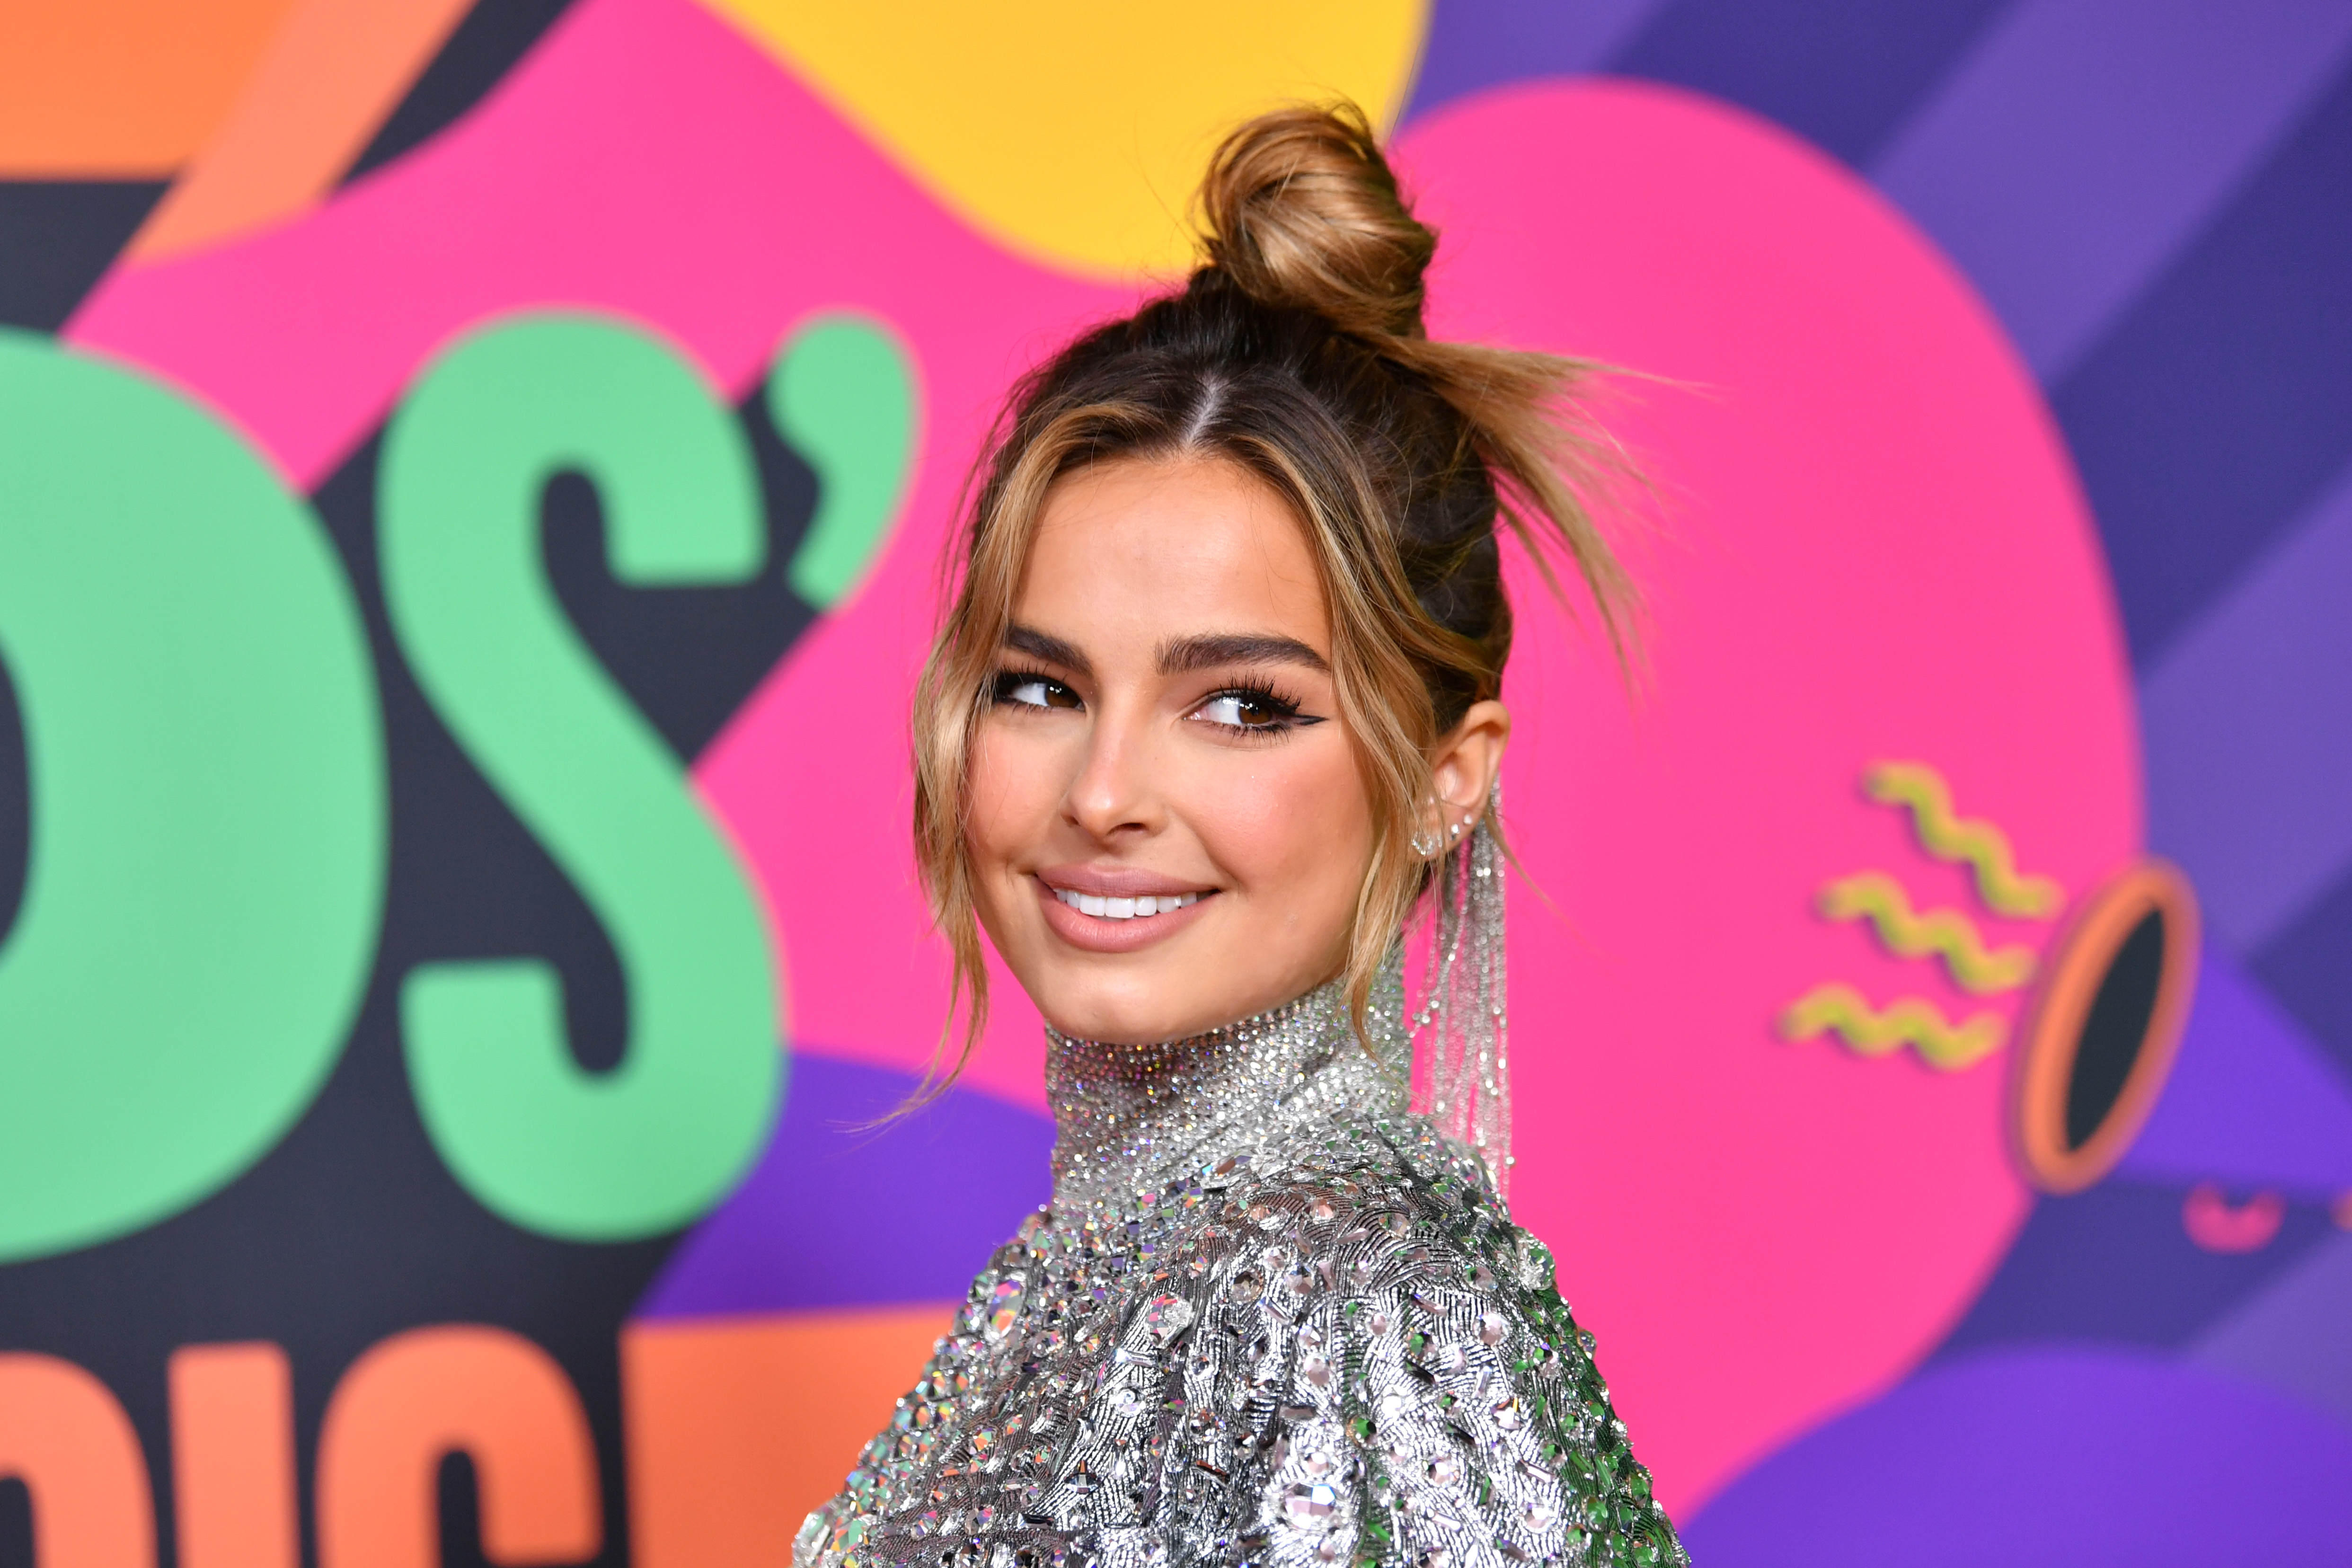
[{"left": 1198, "top": 1117, "right": 1685, "bottom": 1568}]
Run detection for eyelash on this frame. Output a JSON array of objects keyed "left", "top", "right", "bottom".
[
  {"left": 990, "top": 666, "right": 1080, "bottom": 712},
  {"left": 1191, "top": 681, "right": 1314, "bottom": 736},
  {"left": 987, "top": 667, "right": 1319, "bottom": 736}
]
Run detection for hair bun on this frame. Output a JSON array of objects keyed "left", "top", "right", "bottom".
[{"left": 1199, "top": 102, "right": 1435, "bottom": 340}]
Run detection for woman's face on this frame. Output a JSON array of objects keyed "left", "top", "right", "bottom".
[{"left": 966, "top": 455, "right": 1374, "bottom": 1045}]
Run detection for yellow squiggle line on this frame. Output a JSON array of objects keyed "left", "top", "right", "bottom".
[
  {"left": 1819, "top": 872, "right": 2038, "bottom": 993},
  {"left": 1779, "top": 983, "right": 2007, "bottom": 1070},
  {"left": 1865, "top": 762, "right": 2063, "bottom": 918}
]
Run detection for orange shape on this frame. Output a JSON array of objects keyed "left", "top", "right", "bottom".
[
  {"left": 622, "top": 1307, "right": 952, "bottom": 1567},
  {"left": 0, "top": 0, "right": 305, "bottom": 174},
  {"left": 2013, "top": 859, "right": 2201, "bottom": 1194},
  {"left": 316, "top": 1324, "right": 601, "bottom": 1568},
  {"left": 132, "top": 0, "right": 479, "bottom": 259},
  {"left": 0, "top": 1352, "right": 154, "bottom": 1567},
  {"left": 169, "top": 1343, "right": 297, "bottom": 1568}
]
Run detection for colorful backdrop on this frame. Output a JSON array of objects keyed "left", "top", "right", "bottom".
[{"left": 3, "top": 1, "right": 2350, "bottom": 1564}]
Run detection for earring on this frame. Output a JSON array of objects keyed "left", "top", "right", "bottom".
[{"left": 1411, "top": 827, "right": 1441, "bottom": 857}]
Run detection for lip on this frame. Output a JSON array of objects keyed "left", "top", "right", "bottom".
[
  {"left": 1033, "top": 872, "right": 1219, "bottom": 954},
  {"left": 1036, "top": 864, "right": 1218, "bottom": 899}
]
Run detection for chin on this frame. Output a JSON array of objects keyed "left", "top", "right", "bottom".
[
  {"left": 1032, "top": 952, "right": 1331, "bottom": 1047},
  {"left": 1032, "top": 965, "right": 1196, "bottom": 1047}
]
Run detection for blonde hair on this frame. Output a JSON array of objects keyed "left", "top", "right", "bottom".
[{"left": 909, "top": 102, "right": 1638, "bottom": 1097}]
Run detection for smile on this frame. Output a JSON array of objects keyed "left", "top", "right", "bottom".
[{"left": 1051, "top": 888, "right": 1203, "bottom": 920}]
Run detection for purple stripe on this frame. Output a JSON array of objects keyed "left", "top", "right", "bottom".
[
  {"left": 1401, "top": 0, "right": 1673, "bottom": 123},
  {"left": 1684, "top": 1347, "right": 2352, "bottom": 1560},
  {"left": 2195, "top": 1234, "right": 2352, "bottom": 1428},
  {"left": 1871, "top": 0, "right": 2352, "bottom": 380},
  {"left": 635, "top": 1050, "right": 1052, "bottom": 1319},
  {"left": 2119, "top": 938, "right": 2352, "bottom": 1199},
  {"left": 2138, "top": 457, "right": 2352, "bottom": 949}
]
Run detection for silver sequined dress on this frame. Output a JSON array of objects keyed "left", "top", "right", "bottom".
[{"left": 795, "top": 968, "right": 1687, "bottom": 1568}]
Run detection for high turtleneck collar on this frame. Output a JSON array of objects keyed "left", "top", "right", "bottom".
[{"left": 1042, "top": 960, "right": 1412, "bottom": 1216}]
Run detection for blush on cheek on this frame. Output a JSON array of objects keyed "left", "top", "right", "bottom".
[
  {"left": 968, "top": 724, "right": 1054, "bottom": 843},
  {"left": 963, "top": 722, "right": 1062, "bottom": 930},
  {"left": 1193, "top": 746, "right": 1374, "bottom": 914}
]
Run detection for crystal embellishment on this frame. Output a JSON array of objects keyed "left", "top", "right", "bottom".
[{"left": 793, "top": 964, "right": 1686, "bottom": 1568}]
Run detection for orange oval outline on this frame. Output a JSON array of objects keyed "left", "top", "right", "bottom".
[{"left": 2012, "top": 858, "right": 2200, "bottom": 1194}]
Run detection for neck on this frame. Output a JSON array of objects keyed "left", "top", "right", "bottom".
[{"left": 1042, "top": 960, "right": 1411, "bottom": 1215}]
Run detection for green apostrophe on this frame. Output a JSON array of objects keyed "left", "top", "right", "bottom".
[{"left": 767, "top": 314, "right": 918, "bottom": 610}]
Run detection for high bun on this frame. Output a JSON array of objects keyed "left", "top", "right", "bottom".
[
  {"left": 1198, "top": 101, "right": 1435, "bottom": 340},
  {"left": 909, "top": 101, "right": 1643, "bottom": 1092}
]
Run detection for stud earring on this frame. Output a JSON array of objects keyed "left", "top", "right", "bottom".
[{"left": 1410, "top": 827, "right": 1441, "bottom": 857}]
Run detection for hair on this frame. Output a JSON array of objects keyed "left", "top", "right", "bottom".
[{"left": 908, "top": 101, "right": 1640, "bottom": 1095}]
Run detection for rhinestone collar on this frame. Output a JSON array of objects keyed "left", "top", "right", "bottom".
[{"left": 1042, "top": 959, "right": 1411, "bottom": 1215}]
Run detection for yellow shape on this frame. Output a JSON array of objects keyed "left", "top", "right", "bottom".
[
  {"left": 697, "top": 0, "right": 1430, "bottom": 278},
  {"left": 1819, "top": 872, "right": 2038, "bottom": 993},
  {"left": 1780, "top": 983, "right": 2007, "bottom": 1072},
  {"left": 1865, "top": 761, "right": 2064, "bottom": 919}
]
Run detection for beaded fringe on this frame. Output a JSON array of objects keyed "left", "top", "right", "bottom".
[{"left": 1412, "top": 809, "right": 1512, "bottom": 1195}]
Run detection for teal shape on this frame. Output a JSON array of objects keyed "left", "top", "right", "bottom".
[{"left": 767, "top": 314, "right": 919, "bottom": 610}]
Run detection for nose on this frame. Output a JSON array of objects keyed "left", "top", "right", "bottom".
[{"left": 1062, "top": 693, "right": 1164, "bottom": 842}]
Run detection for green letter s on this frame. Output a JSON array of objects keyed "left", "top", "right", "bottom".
[{"left": 379, "top": 313, "right": 782, "bottom": 1241}]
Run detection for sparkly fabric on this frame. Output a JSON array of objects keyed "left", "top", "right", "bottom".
[{"left": 796, "top": 966, "right": 1686, "bottom": 1568}]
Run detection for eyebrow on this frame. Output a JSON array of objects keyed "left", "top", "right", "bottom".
[
  {"left": 1003, "top": 623, "right": 1093, "bottom": 677},
  {"left": 1157, "top": 632, "right": 1331, "bottom": 677}
]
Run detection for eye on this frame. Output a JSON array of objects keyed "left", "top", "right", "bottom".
[
  {"left": 1190, "top": 685, "right": 1311, "bottom": 733},
  {"left": 992, "top": 670, "right": 1083, "bottom": 711}
]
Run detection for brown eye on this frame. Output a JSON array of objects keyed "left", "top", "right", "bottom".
[
  {"left": 1194, "top": 690, "right": 1299, "bottom": 730},
  {"left": 994, "top": 673, "right": 1081, "bottom": 711}
]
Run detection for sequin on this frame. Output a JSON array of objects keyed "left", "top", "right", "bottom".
[
  {"left": 1285, "top": 1485, "right": 1341, "bottom": 1532},
  {"left": 795, "top": 965, "right": 1685, "bottom": 1568},
  {"left": 987, "top": 1280, "right": 1026, "bottom": 1342},
  {"left": 1143, "top": 1294, "right": 1195, "bottom": 1344}
]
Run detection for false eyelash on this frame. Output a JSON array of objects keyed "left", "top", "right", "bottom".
[{"left": 1194, "top": 680, "right": 1322, "bottom": 735}]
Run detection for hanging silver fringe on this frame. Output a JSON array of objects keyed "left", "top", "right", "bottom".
[{"left": 1410, "top": 805, "right": 1512, "bottom": 1196}]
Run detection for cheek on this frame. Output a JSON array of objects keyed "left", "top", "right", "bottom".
[
  {"left": 965, "top": 722, "right": 1062, "bottom": 869},
  {"left": 1193, "top": 742, "right": 1374, "bottom": 894}
]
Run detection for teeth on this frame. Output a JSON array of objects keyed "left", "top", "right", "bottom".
[{"left": 1054, "top": 888, "right": 1203, "bottom": 920}]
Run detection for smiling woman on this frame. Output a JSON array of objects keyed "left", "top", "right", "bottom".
[
  {"left": 969, "top": 457, "right": 1380, "bottom": 1029},
  {"left": 799, "top": 104, "right": 1686, "bottom": 1568}
]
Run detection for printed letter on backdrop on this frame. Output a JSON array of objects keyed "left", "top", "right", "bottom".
[
  {"left": 378, "top": 312, "right": 783, "bottom": 1241},
  {"left": 0, "top": 331, "right": 384, "bottom": 1263}
]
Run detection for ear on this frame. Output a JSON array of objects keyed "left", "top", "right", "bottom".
[{"left": 1420, "top": 699, "right": 1510, "bottom": 852}]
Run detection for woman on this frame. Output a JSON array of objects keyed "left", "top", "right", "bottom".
[{"left": 797, "top": 104, "right": 1685, "bottom": 1568}]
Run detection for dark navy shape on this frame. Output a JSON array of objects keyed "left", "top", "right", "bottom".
[
  {"left": 345, "top": 0, "right": 583, "bottom": 183},
  {"left": 0, "top": 182, "right": 167, "bottom": 333}
]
